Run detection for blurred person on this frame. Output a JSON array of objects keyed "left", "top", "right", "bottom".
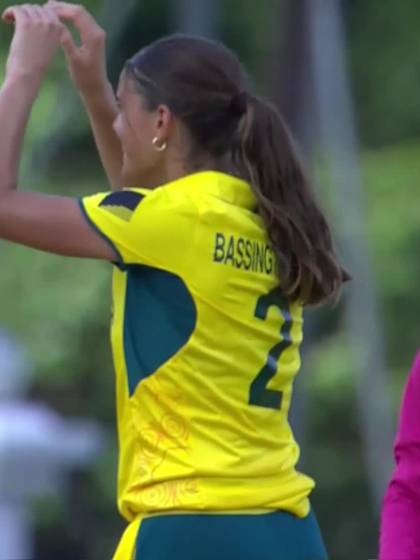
[
  {"left": 0, "top": 332, "right": 103, "bottom": 560},
  {"left": 380, "top": 353, "right": 420, "bottom": 560},
  {"left": 0, "top": 2, "right": 349, "bottom": 559}
]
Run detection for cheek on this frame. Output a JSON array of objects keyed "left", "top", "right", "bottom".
[
  {"left": 113, "top": 114, "right": 126, "bottom": 145},
  {"left": 114, "top": 106, "right": 158, "bottom": 172},
  {"left": 131, "top": 126, "right": 155, "bottom": 161},
  {"left": 114, "top": 113, "right": 139, "bottom": 153},
  {"left": 114, "top": 113, "right": 145, "bottom": 155}
]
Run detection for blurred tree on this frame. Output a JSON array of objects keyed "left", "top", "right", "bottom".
[
  {"left": 1, "top": 0, "right": 419, "bottom": 558},
  {"left": 348, "top": 0, "right": 420, "bottom": 146},
  {"left": 308, "top": 0, "right": 393, "bottom": 512},
  {"left": 172, "top": 0, "right": 220, "bottom": 37},
  {"left": 266, "top": 0, "right": 314, "bottom": 147}
]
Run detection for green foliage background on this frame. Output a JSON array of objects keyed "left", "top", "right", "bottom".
[{"left": 0, "top": 0, "right": 419, "bottom": 558}]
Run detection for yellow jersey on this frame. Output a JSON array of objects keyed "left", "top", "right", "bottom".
[{"left": 79, "top": 171, "right": 314, "bottom": 523}]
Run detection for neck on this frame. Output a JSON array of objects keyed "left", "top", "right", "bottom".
[
  {"left": 136, "top": 151, "right": 241, "bottom": 190},
  {"left": 173, "top": 152, "right": 241, "bottom": 180}
]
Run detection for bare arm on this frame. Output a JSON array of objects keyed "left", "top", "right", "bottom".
[
  {"left": 0, "top": 190, "right": 115, "bottom": 260},
  {"left": 0, "top": 6, "right": 114, "bottom": 261},
  {"left": 48, "top": 1, "right": 123, "bottom": 190},
  {"left": 80, "top": 83, "right": 123, "bottom": 191}
]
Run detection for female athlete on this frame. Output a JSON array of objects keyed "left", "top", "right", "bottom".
[{"left": 0, "top": 2, "right": 347, "bottom": 559}]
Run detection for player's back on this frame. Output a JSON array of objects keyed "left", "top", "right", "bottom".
[
  {"left": 80, "top": 171, "right": 314, "bottom": 521},
  {"left": 116, "top": 171, "right": 314, "bottom": 519}
]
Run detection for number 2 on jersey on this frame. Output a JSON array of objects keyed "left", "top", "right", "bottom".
[{"left": 249, "top": 290, "right": 293, "bottom": 410}]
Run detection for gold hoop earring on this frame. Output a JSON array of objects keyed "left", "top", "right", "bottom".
[{"left": 152, "top": 137, "right": 167, "bottom": 152}]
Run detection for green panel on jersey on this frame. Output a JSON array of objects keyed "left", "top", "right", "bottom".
[{"left": 124, "top": 265, "right": 197, "bottom": 396}]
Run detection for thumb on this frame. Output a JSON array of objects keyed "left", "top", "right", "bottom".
[{"left": 60, "top": 27, "right": 79, "bottom": 60}]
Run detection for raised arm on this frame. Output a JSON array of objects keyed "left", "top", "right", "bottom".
[
  {"left": 0, "top": 4, "right": 115, "bottom": 261},
  {"left": 47, "top": 1, "right": 124, "bottom": 190}
]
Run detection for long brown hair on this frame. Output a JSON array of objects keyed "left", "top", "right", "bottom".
[{"left": 125, "top": 35, "right": 349, "bottom": 306}]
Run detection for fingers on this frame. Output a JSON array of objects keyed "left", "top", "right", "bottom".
[
  {"left": 3, "top": 3, "right": 66, "bottom": 56},
  {"left": 3, "top": 4, "right": 63, "bottom": 26},
  {"left": 32, "top": 5, "right": 50, "bottom": 21},
  {"left": 44, "top": 3, "right": 80, "bottom": 60},
  {"left": 2, "top": 6, "right": 29, "bottom": 24},
  {"left": 3, "top": 4, "right": 67, "bottom": 81},
  {"left": 60, "top": 26, "right": 78, "bottom": 60},
  {"left": 3, "top": 4, "right": 80, "bottom": 61},
  {"left": 2, "top": 5, "right": 38, "bottom": 28},
  {"left": 38, "top": 5, "right": 63, "bottom": 25},
  {"left": 45, "top": 1, "right": 104, "bottom": 44}
]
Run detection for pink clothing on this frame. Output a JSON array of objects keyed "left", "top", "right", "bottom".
[{"left": 380, "top": 352, "right": 420, "bottom": 560}]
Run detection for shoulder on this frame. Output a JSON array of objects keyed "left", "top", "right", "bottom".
[{"left": 127, "top": 185, "right": 199, "bottom": 227}]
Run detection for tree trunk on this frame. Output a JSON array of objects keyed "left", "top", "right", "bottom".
[{"left": 307, "top": 0, "right": 394, "bottom": 512}]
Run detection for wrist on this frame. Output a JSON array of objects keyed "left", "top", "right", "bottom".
[
  {"left": 4, "top": 71, "right": 42, "bottom": 97},
  {"left": 81, "top": 82, "right": 118, "bottom": 116},
  {"left": 80, "top": 80, "right": 114, "bottom": 103}
]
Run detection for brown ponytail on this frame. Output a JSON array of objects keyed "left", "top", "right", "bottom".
[
  {"left": 125, "top": 35, "right": 349, "bottom": 306},
  {"left": 231, "top": 95, "right": 348, "bottom": 305}
]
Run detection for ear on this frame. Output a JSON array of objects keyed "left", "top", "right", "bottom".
[{"left": 155, "top": 104, "right": 173, "bottom": 141}]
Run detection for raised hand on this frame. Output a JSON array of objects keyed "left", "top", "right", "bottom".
[
  {"left": 46, "top": 1, "right": 108, "bottom": 96},
  {"left": 45, "top": 1, "right": 122, "bottom": 190},
  {"left": 2, "top": 4, "right": 65, "bottom": 85}
]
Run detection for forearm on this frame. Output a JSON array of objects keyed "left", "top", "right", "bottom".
[
  {"left": 0, "top": 74, "right": 39, "bottom": 194},
  {"left": 82, "top": 83, "right": 123, "bottom": 190}
]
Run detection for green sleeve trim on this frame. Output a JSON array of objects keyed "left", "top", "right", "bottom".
[{"left": 78, "top": 198, "right": 126, "bottom": 270}]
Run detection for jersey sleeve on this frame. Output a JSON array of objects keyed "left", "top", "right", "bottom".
[{"left": 79, "top": 188, "right": 198, "bottom": 271}]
